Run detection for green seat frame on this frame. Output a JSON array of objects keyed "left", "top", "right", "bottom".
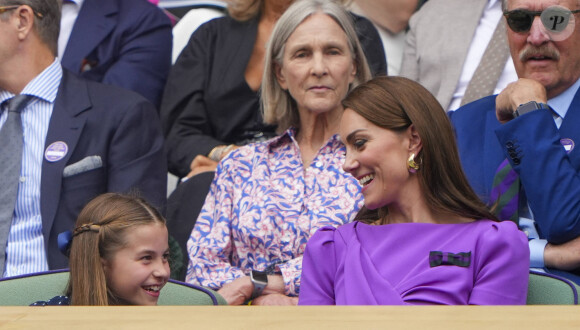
[
  {"left": 0, "top": 269, "right": 226, "bottom": 306},
  {"left": 527, "top": 270, "right": 579, "bottom": 305}
]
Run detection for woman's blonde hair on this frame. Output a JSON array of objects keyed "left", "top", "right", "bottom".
[
  {"left": 261, "top": 0, "right": 371, "bottom": 133},
  {"left": 66, "top": 193, "right": 166, "bottom": 305}
]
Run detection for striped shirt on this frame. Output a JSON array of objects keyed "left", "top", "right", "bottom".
[{"left": 0, "top": 59, "right": 61, "bottom": 277}]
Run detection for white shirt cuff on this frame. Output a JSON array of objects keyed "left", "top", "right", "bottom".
[{"left": 529, "top": 239, "right": 548, "bottom": 268}]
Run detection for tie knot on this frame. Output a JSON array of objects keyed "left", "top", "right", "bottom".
[{"left": 7, "top": 94, "right": 32, "bottom": 114}]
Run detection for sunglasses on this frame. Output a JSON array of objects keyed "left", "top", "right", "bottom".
[
  {"left": 0, "top": 5, "right": 43, "bottom": 19},
  {"left": 504, "top": 6, "right": 580, "bottom": 33}
]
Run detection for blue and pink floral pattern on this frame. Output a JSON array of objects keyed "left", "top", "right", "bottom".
[{"left": 186, "top": 129, "right": 363, "bottom": 295}]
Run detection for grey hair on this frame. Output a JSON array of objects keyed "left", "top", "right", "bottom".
[
  {"left": 261, "top": 0, "right": 372, "bottom": 132},
  {"left": 0, "top": 0, "right": 61, "bottom": 55}
]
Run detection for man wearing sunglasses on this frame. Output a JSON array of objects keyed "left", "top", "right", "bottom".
[
  {"left": 0, "top": 0, "right": 166, "bottom": 278},
  {"left": 450, "top": 0, "right": 580, "bottom": 283}
]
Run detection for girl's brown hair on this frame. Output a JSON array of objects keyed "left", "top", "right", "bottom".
[
  {"left": 342, "top": 76, "right": 497, "bottom": 223},
  {"left": 66, "top": 193, "right": 166, "bottom": 305}
]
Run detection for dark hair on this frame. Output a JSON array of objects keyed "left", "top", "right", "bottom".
[
  {"left": 0, "top": 0, "right": 61, "bottom": 55},
  {"left": 342, "top": 76, "right": 498, "bottom": 223},
  {"left": 66, "top": 193, "right": 166, "bottom": 305}
]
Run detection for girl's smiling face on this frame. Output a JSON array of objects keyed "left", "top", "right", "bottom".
[{"left": 102, "top": 222, "right": 170, "bottom": 305}]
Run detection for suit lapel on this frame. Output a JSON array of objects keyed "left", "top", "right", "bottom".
[
  {"left": 484, "top": 96, "right": 506, "bottom": 201},
  {"left": 559, "top": 88, "right": 580, "bottom": 168},
  {"left": 40, "top": 71, "right": 91, "bottom": 245},
  {"left": 440, "top": 0, "right": 489, "bottom": 109},
  {"left": 61, "top": 0, "right": 118, "bottom": 74}
]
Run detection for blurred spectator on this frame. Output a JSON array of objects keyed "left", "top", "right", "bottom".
[
  {"left": 401, "top": 0, "right": 517, "bottom": 111},
  {"left": 58, "top": 0, "right": 172, "bottom": 108}
]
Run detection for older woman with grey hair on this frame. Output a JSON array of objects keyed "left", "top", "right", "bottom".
[
  {"left": 161, "top": 0, "right": 385, "bottom": 179},
  {"left": 185, "top": 0, "right": 372, "bottom": 306}
]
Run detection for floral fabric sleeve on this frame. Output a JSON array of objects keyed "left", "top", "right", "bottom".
[{"left": 185, "top": 156, "right": 245, "bottom": 289}]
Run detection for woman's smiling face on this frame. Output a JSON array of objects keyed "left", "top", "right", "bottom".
[{"left": 340, "top": 108, "right": 414, "bottom": 210}]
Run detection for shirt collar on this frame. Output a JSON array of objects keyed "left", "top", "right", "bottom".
[
  {"left": 267, "top": 127, "right": 341, "bottom": 150},
  {"left": 487, "top": 0, "right": 500, "bottom": 10},
  {"left": 63, "top": 0, "right": 83, "bottom": 6},
  {"left": 547, "top": 77, "right": 580, "bottom": 119},
  {"left": 0, "top": 58, "right": 62, "bottom": 106}
]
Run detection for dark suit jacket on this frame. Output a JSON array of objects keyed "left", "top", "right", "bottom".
[
  {"left": 61, "top": 0, "right": 172, "bottom": 108},
  {"left": 450, "top": 92, "right": 580, "bottom": 244},
  {"left": 42, "top": 70, "right": 167, "bottom": 269}
]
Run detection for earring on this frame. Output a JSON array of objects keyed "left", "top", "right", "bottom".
[{"left": 408, "top": 153, "right": 420, "bottom": 173}]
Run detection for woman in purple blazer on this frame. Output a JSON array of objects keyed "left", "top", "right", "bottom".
[{"left": 298, "top": 77, "right": 530, "bottom": 305}]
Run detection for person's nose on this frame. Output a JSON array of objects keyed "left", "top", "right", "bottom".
[
  {"left": 342, "top": 151, "right": 358, "bottom": 173},
  {"left": 153, "top": 259, "right": 170, "bottom": 280},
  {"left": 311, "top": 52, "right": 328, "bottom": 77},
  {"left": 527, "top": 16, "right": 550, "bottom": 45}
]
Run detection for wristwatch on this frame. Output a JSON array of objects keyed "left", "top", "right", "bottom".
[
  {"left": 250, "top": 270, "right": 268, "bottom": 299},
  {"left": 514, "top": 101, "right": 549, "bottom": 117}
]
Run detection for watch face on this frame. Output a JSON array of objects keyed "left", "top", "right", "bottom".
[{"left": 252, "top": 271, "right": 268, "bottom": 283}]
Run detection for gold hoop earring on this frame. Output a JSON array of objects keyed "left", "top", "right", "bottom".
[{"left": 408, "top": 153, "right": 420, "bottom": 173}]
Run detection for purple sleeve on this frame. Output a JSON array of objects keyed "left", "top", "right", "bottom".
[
  {"left": 298, "top": 227, "right": 338, "bottom": 305},
  {"left": 469, "top": 221, "right": 530, "bottom": 305}
]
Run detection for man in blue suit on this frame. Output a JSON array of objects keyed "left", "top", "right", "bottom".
[
  {"left": 59, "top": 0, "right": 172, "bottom": 109},
  {"left": 450, "top": 0, "right": 580, "bottom": 281},
  {"left": 0, "top": 0, "right": 166, "bottom": 277}
]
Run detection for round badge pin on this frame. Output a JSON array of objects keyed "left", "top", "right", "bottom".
[
  {"left": 45, "top": 141, "right": 68, "bottom": 162},
  {"left": 560, "top": 138, "right": 575, "bottom": 154}
]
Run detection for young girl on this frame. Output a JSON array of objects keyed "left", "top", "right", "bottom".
[{"left": 34, "top": 193, "right": 170, "bottom": 305}]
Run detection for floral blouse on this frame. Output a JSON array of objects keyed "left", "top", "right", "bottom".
[{"left": 186, "top": 128, "right": 363, "bottom": 295}]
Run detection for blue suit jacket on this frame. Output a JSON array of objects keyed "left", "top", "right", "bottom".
[
  {"left": 61, "top": 0, "right": 172, "bottom": 109},
  {"left": 450, "top": 92, "right": 580, "bottom": 244},
  {"left": 41, "top": 70, "right": 167, "bottom": 269}
]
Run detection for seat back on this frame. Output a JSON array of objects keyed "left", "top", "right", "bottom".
[
  {"left": 159, "top": 280, "right": 227, "bottom": 305},
  {"left": 0, "top": 270, "right": 68, "bottom": 306},
  {"left": 0, "top": 270, "right": 226, "bottom": 306},
  {"left": 527, "top": 270, "right": 579, "bottom": 305},
  {"left": 171, "top": 4, "right": 227, "bottom": 63}
]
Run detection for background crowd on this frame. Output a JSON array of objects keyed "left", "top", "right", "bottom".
[{"left": 1, "top": 0, "right": 579, "bottom": 306}]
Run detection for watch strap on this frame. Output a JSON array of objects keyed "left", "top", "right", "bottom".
[
  {"left": 250, "top": 270, "right": 267, "bottom": 299},
  {"left": 514, "top": 101, "right": 549, "bottom": 117}
]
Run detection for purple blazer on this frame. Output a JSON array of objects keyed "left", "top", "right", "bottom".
[{"left": 299, "top": 220, "right": 529, "bottom": 305}]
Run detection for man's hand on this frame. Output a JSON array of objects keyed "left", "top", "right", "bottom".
[
  {"left": 217, "top": 276, "right": 253, "bottom": 305},
  {"left": 252, "top": 293, "right": 298, "bottom": 306},
  {"left": 544, "top": 236, "right": 580, "bottom": 270},
  {"left": 185, "top": 155, "right": 218, "bottom": 179},
  {"left": 496, "top": 78, "right": 548, "bottom": 123}
]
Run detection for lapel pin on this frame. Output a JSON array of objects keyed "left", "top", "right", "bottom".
[
  {"left": 560, "top": 138, "right": 575, "bottom": 154},
  {"left": 45, "top": 141, "right": 69, "bottom": 162}
]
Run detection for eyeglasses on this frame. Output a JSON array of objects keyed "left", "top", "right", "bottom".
[
  {"left": 504, "top": 5, "right": 580, "bottom": 33},
  {"left": 0, "top": 5, "right": 44, "bottom": 19},
  {"left": 0, "top": 5, "right": 19, "bottom": 14}
]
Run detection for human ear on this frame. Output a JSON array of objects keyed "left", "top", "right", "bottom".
[
  {"left": 348, "top": 59, "right": 357, "bottom": 84},
  {"left": 15, "top": 6, "right": 35, "bottom": 40},
  {"left": 274, "top": 63, "right": 288, "bottom": 90},
  {"left": 100, "top": 257, "right": 109, "bottom": 274},
  {"left": 407, "top": 124, "right": 423, "bottom": 155}
]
